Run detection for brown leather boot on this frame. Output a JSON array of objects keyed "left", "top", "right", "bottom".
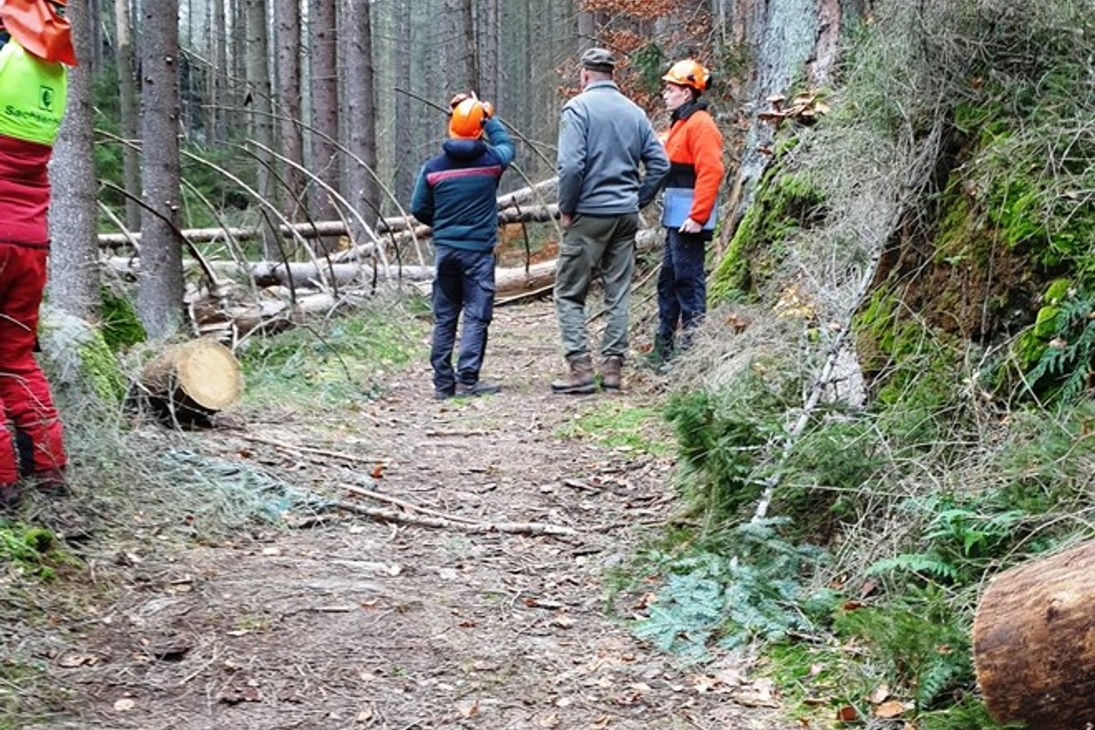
[
  {"left": 601, "top": 355, "right": 623, "bottom": 390},
  {"left": 551, "top": 354, "right": 596, "bottom": 394}
]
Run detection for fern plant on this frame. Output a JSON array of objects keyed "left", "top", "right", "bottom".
[
  {"left": 833, "top": 585, "right": 973, "bottom": 709},
  {"left": 1025, "top": 288, "right": 1095, "bottom": 403}
]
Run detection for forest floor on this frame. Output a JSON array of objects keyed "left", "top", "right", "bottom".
[{"left": 3, "top": 296, "right": 796, "bottom": 730}]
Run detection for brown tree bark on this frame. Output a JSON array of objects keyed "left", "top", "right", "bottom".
[
  {"left": 137, "top": 0, "right": 186, "bottom": 338},
  {"left": 973, "top": 539, "right": 1095, "bottom": 730},
  {"left": 276, "top": 0, "right": 306, "bottom": 227},
  {"left": 114, "top": 0, "right": 141, "bottom": 231},
  {"left": 309, "top": 0, "right": 340, "bottom": 223},
  {"left": 342, "top": 0, "right": 381, "bottom": 240},
  {"left": 245, "top": 0, "right": 279, "bottom": 259},
  {"left": 48, "top": 0, "right": 101, "bottom": 321}
]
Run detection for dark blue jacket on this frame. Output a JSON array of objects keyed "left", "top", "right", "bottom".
[{"left": 411, "top": 118, "right": 515, "bottom": 252}]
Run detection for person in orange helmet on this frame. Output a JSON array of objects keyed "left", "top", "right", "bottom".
[
  {"left": 650, "top": 58, "right": 725, "bottom": 369},
  {"left": 412, "top": 93, "right": 516, "bottom": 400},
  {"left": 0, "top": 0, "right": 77, "bottom": 512}
]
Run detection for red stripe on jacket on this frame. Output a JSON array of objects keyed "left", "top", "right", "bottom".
[{"left": 426, "top": 165, "right": 504, "bottom": 186}]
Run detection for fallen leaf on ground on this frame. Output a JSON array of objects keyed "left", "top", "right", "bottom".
[
  {"left": 113, "top": 698, "right": 136, "bottom": 712},
  {"left": 868, "top": 683, "right": 891, "bottom": 704},
  {"left": 58, "top": 653, "right": 101, "bottom": 667},
  {"left": 457, "top": 699, "right": 479, "bottom": 718},
  {"left": 874, "top": 700, "right": 905, "bottom": 718}
]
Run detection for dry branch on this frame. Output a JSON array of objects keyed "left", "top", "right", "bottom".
[
  {"left": 234, "top": 434, "right": 388, "bottom": 466},
  {"left": 334, "top": 496, "right": 577, "bottom": 537}
]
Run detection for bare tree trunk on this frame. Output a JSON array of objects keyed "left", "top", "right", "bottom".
[
  {"left": 209, "top": 0, "right": 228, "bottom": 144},
  {"left": 478, "top": 0, "right": 499, "bottom": 102},
  {"left": 342, "top": 0, "right": 380, "bottom": 238},
  {"left": 444, "top": 0, "right": 474, "bottom": 93},
  {"left": 231, "top": 0, "right": 248, "bottom": 135},
  {"left": 48, "top": 0, "right": 100, "bottom": 321},
  {"left": 309, "top": 0, "right": 340, "bottom": 224},
  {"left": 137, "top": 0, "right": 186, "bottom": 338},
  {"left": 391, "top": 0, "right": 414, "bottom": 204},
  {"left": 88, "top": 0, "right": 103, "bottom": 69},
  {"left": 246, "top": 0, "right": 279, "bottom": 258},
  {"left": 115, "top": 0, "right": 142, "bottom": 231},
  {"left": 276, "top": 0, "right": 306, "bottom": 228},
  {"left": 725, "top": 0, "right": 859, "bottom": 236}
]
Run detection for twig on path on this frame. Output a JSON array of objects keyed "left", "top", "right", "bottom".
[
  {"left": 233, "top": 432, "right": 388, "bottom": 466},
  {"left": 334, "top": 498, "right": 577, "bottom": 537},
  {"left": 343, "top": 484, "right": 480, "bottom": 525}
]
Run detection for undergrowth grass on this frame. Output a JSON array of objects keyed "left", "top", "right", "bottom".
[
  {"left": 556, "top": 400, "right": 673, "bottom": 456},
  {"left": 237, "top": 299, "right": 427, "bottom": 408}
]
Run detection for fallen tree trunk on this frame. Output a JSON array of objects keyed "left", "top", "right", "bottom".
[
  {"left": 375, "top": 178, "right": 559, "bottom": 233},
  {"left": 138, "top": 338, "right": 242, "bottom": 425},
  {"left": 100, "top": 182, "right": 562, "bottom": 249},
  {"left": 107, "top": 226, "right": 659, "bottom": 294},
  {"left": 972, "top": 539, "right": 1095, "bottom": 730}
]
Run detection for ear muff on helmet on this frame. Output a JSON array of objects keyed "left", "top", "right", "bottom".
[
  {"left": 0, "top": 0, "right": 77, "bottom": 65},
  {"left": 662, "top": 59, "right": 712, "bottom": 93}
]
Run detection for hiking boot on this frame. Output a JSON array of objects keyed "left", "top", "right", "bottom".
[
  {"left": 551, "top": 354, "right": 596, "bottom": 394},
  {"left": 32, "top": 469, "right": 69, "bottom": 499},
  {"left": 435, "top": 386, "right": 456, "bottom": 400},
  {"left": 0, "top": 483, "right": 20, "bottom": 515},
  {"left": 643, "top": 334, "right": 674, "bottom": 373},
  {"left": 456, "top": 381, "right": 502, "bottom": 397},
  {"left": 601, "top": 355, "right": 623, "bottom": 390}
]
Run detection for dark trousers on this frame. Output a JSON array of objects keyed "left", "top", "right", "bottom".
[
  {"left": 430, "top": 246, "right": 496, "bottom": 395},
  {"left": 656, "top": 227, "right": 707, "bottom": 349},
  {"left": 0, "top": 243, "right": 66, "bottom": 484}
]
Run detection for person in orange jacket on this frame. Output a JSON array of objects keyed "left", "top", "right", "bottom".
[
  {"left": 0, "top": 0, "right": 77, "bottom": 512},
  {"left": 651, "top": 59, "right": 725, "bottom": 368}
]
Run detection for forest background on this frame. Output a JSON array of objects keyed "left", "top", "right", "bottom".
[{"left": 6, "top": 0, "right": 1095, "bottom": 729}]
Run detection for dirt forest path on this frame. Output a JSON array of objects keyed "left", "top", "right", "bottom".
[{"left": 27, "top": 298, "right": 792, "bottom": 730}]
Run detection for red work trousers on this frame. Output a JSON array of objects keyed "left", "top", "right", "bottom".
[{"left": 0, "top": 241, "right": 66, "bottom": 484}]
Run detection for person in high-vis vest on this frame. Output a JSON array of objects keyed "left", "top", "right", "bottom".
[{"left": 0, "top": 0, "right": 77, "bottom": 512}]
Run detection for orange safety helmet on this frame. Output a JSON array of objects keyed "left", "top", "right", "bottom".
[
  {"left": 662, "top": 59, "right": 711, "bottom": 93},
  {"left": 0, "top": 0, "right": 77, "bottom": 65},
  {"left": 449, "top": 97, "right": 492, "bottom": 140}
]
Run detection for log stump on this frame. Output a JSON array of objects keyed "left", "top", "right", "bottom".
[
  {"left": 972, "top": 539, "right": 1095, "bottom": 729},
  {"left": 139, "top": 338, "right": 242, "bottom": 426}
]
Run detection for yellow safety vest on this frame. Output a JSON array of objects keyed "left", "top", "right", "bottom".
[{"left": 0, "top": 38, "right": 67, "bottom": 146}]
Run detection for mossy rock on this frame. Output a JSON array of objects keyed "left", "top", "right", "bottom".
[{"left": 710, "top": 169, "right": 826, "bottom": 306}]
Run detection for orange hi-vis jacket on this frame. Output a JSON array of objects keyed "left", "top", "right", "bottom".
[{"left": 662, "top": 103, "right": 724, "bottom": 227}]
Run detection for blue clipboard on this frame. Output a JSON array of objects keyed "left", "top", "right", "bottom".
[{"left": 661, "top": 187, "right": 716, "bottom": 230}]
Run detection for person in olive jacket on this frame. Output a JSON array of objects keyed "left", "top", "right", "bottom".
[
  {"left": 552, "top": 48, "right": 669, "bottom": 394},
  {"left": 412, "top": 94, "right": 515, "bottom": 400},
  {"left": 651, "top": 59, "right": 725, "bottom": 368}
]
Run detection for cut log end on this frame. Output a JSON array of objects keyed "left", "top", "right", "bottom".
[
  {"left": 139, "top": 338, "right": 243, "bottom": 424},
  {"left": 174, "top": 339, "right": 242, "bottom": 410}
]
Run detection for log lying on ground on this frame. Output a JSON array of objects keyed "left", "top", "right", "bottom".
[
  {"left": 375, "top": 178, "right": 559, "bottom": 233},
  {"left": 972, "top": 539, "right": 1095, "bottom": 729},
  {"left": 138, "top": 338, "right": 242, "bottom": 425},
  {"left": 98, "top": 178, "right": 562, "bottom": 248}
]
